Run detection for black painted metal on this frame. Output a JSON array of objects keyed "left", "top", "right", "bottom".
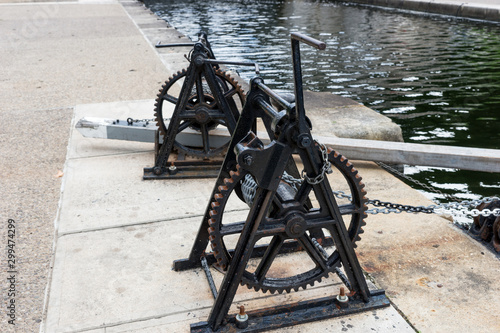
[
  {"left": 155, "top": 42, "right": 194, "bottom": 48},
  {"left": 173, "top": 237, "right": 334, "bottom": 271},
  {"left": 191, "top": 290, "right": 389, "bottom": 333},
  {"left": 177, "top": 32, "right": 384, "bottom": 332},
  {"left": 144, "top": 32, "right": 243, "bottom": 179}
]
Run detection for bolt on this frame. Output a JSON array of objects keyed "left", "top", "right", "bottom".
[
  {"left": 168, "top": 162, "right": 177, "bottom": 175},
  {"left": 243, "top": 154, "right": 253, "bottom": 166},
  {"left": 153, "top": 167, "right": 162, "bottom": 175},
  {"left": 235, "top": 305, "right": 249, "bottom": 329},
  {"left": 336, "top": 287, "right": 349, "bottom": 307},
  {"left": 298, "top": 134, "right": 311, "bottom": 148}
]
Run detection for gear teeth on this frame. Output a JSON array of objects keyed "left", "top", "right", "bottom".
[
  {"left": 229, "top": 169, "right": 240, "bottom": 177},
  {"left": 206, "top": 166, "right": 248, "bottom": 273},
  {"left": 206, "top": 151, "right": 367, "bottom": 295},
  {"left": 218, "top": 185, "right": 229, "bottom": 193},
  {"left": 223, "top": 177, "right": 234, "bottom": 185}
]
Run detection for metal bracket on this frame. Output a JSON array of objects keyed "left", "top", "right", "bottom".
[{"left": 191, "top": 290, "right": 389, "bottom": 333}]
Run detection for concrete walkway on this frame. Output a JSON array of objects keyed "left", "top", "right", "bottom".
[
  {"left": 346, "top": 0, "right": 500, "bottom": 22},
  {"left": 0, "top": 1, "right": 168, "bottom": 331},
  {"left": 1, "top": 0, "right": 499, "bottom": 332}
]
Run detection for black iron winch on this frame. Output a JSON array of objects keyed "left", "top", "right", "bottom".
[
  {"left": 144, "top": 32, "right": 258, "bottom": 179},
  {"left": 174, "top": 32, "right": 390, "bottom": 333}
]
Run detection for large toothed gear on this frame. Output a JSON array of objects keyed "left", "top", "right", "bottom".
[
  {"left": 207, "top": 150, "right": 368, "bottom": 294},
  {"left": 154, "top": 68, "right": 246, "bottom": 158}
]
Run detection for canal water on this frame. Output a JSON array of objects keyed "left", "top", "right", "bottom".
[{"left": 143, "top": 0, "right": 499, "bottom": 219}]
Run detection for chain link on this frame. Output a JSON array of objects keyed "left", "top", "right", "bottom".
[
  {"left": 301, "top": 141, "right": 332, "bottom": 185},
  {"left": 281, "top": 172, "right": 303, "bottom": 191},
  {"left": 376, "top": 162, "right": 461, "bottom": 202},
  {"left": 248, "top": 145, "right": 500, "bottom": 217}
]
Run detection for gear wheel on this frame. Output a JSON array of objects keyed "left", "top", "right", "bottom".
[
  {"left": 207, "top": 150, "right": 367, "bottom": 294},
  {"left": 154, "top": 68, "right": 246, "bottom": 158}
]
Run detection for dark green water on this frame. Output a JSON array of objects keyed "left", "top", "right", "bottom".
[{"left": 144, "top": 0, "right": 499, "bottom": 212}]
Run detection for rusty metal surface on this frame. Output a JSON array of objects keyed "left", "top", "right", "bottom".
[
  {"left": 190, "top": 290, "right": 389, "bottom": 332},
  {"left": 469, "top": 200, "right": 500, "bottom": 254}
]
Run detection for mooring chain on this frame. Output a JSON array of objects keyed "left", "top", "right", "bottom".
[
  {"left": 367, "top": 199, "right": 434, "bottom": 214},
  {"left": 301, "top": 141, "right": 332, "bottom": 185},
  {"left": 281, "top": 171, "right": 500, "bottom": 217},
  {"left": 376, "top": 161, "right": 461, "bottom": 202}
]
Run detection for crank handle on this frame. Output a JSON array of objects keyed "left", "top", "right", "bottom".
[
  {"left": 291, "top": 32, "right": 326, "bottom": 50},
  {"left": 155, "top": 41, "right": 194, "bottom": 48}
]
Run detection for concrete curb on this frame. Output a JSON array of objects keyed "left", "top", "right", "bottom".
[{"left": 345, "top": 0, "right": 500, "bottom": 22}]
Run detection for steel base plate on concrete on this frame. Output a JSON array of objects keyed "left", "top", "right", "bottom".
[{"left": 191, "top": 290, "right": 390, "bottom": 333}]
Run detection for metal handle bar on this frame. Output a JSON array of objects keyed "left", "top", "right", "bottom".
[
  {"left": 155, "top": 42, "right": 194, "bottom": 48},
  {"left": 290, "top": 33, "right": 326, "bottom": 124},
  {"left": 203, "top": 59, "right": 260, "bottom": 74},
  {"left": 255, "top": 80, "right": 294, "bottom": 112},
  {"left": 291, "top": 32, "right": 326, "bottom": 50}
]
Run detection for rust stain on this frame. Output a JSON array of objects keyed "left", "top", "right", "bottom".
[{"left": 416, "top": 277, "right": 430, "bottom": 287}]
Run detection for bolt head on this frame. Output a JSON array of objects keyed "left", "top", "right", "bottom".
[
  {"left": 298, "top": 134, "right": 311, "bottom": 148},
  {"left": 243, "top": 154, "right": 253, "bottom": 166}
]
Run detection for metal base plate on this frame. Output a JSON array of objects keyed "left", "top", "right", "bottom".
[
  {"left": 143, "top": 160, "right": 222, "bottom": 179},
  {"left": 191, "top": 289, "right": 390, "bottom": 332}
]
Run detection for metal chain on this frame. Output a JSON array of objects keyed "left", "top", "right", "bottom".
[
  {"left": 255, "top": 147, "right": 500, "bottom": 217},
  {"left": 330, "top": 190, "right": 500, "bottom": 217},
  {"left": 281, "top": 172, "right": 303, "bottom": 191},
  {"left": 376, "top": 162, "right": 461, "bottom": 202},
  {"left": 301, "top": 141, "right": 332, "bottom": 185}
]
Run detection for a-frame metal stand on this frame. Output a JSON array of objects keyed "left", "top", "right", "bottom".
[
  {"left": 144, "top": 32, "right": 255, "bottom": 180},
  {"left": 175, "top": 33, "right": 389, "bottom": 332}
]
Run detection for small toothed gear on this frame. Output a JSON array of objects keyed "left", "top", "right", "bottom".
[
  {"left": 207, "top": 150, "right": 368, "bottom": 294},
  {"left": 154, "top": 68, "right": 246, "bottom": 158}
]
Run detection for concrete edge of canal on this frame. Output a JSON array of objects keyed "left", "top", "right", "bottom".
[{"left": 344, "top": 0, "right": 500, "bottom": 23}]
